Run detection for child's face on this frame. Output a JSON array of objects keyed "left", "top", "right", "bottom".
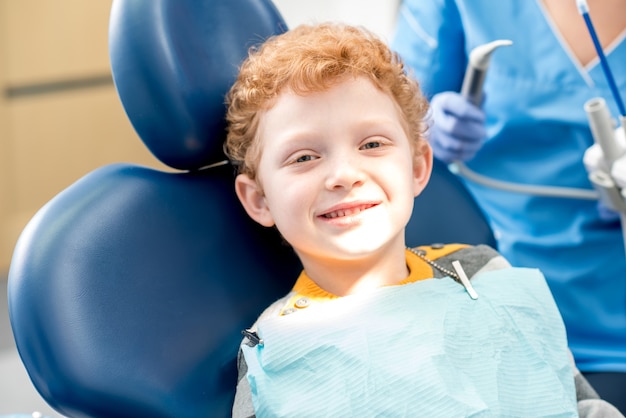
[{"left": 235, "top": 77, "right": 432, "bottom": 263}]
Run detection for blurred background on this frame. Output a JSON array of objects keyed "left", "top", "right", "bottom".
[{"left": 0, "top": 0, "right": 399, "bottom": 415}]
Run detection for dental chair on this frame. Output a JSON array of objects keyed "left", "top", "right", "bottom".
[{"left": 6, "top": 1, "right": 495, "bottom": 417}]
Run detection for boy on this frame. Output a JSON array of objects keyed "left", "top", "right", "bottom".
[{"left": 225, "top": 23, "right": 619, "bottom": 417}]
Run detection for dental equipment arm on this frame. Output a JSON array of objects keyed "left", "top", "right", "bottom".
[
  {"left": 583, "top": 98, "right": 626, "bottom": 213},
  {"left": 452, "top": 40, "right": 600, "bottom": 200},
  {"left": 583, "top": 98, "right": 626, "bottom": 256},
  {"left": 576, "top": 0, "right": 626, "bottom": 255}
]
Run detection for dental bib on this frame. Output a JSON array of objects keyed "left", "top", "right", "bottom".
[{"left": 242, "top": 268, "right": 577, "bottom": 417}]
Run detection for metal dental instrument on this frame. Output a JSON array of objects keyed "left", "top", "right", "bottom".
[
  {"left": 461, "top": 39, "right": 512, "bottom": 106},
  {"left": 453, "top": 39, "right": 600, "bottom": 200}
]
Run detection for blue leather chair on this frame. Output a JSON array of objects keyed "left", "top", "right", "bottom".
[{"left": 7, "top": 1, "right": 495, "bottom": 417}]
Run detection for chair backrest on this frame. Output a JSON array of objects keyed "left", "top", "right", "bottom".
[{"left": 7, "top": 1, "right": 495, "bottom": 417}]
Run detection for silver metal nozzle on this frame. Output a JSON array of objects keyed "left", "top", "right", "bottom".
[{"left": 461, "top": 40, "right": 513, "bottom": 105}]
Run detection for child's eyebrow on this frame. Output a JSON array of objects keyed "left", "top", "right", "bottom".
[
  {"left": 271, "top": 134, "right": 320, "bottom": 161},
  {"left": 273, "top": 129, "right": 320, "bottom": 146},
  {"left": 354, "top": 118, "right": 404, "bottom": 135}
]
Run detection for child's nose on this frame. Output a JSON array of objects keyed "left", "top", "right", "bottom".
[{"left": 324, "top": 155, "right": 366, "bottom": 190}]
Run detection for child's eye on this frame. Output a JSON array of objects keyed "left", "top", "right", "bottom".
[
  {"left": 295, "top": 154, "right": 317, "bottom": 163},
  {"left": 284, "top": 150, "right": 320, "bottom": 166},
  {"left": 360, "top": 141, "right": 382, "bottom": 150}
]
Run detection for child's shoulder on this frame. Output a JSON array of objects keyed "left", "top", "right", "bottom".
[
  {"left": 248, "top": 292, "right": 297, "bottom": 329},
  {"left": 411, "top": 243, "right": 510, "bottom": 280}
]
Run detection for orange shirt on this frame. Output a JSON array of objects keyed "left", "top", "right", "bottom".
[{"left": 280, "top": 244, "right": 467, "bottom": 315}]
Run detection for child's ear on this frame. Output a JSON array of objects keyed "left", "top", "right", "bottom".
[
  {"left": 234, "top": 174, "right": 276, "bottom": 227},
  {"left": 412, "top": 141, "right": 433, "bottom": 197}
]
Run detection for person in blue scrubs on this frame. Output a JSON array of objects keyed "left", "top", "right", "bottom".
[{"left": 392, "top": 0, "right": 626, "bottom": 411}]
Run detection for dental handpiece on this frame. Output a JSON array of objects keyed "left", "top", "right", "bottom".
[
  {"left": 461, "top": 40, "right": 513, "bottom": 106},
  {"left": 584, "top": 97, "right": 626, "bottom": 215},
  {"left": 452, "top": 38, "right": 602, "bottom": 200},
  {"left": 585, "top": 97, "right": 625, "bottom": 167}
]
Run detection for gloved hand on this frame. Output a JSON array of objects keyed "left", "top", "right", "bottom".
[
  {"left": 428, "top": 91, "right": 487, "bottom": 163},
  {"left": 597, "top": 201, "right": 621, "bottom": 222}
]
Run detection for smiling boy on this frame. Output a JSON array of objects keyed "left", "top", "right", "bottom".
[
  {"left": 234, "top": 74, "right": 428, "bottom": 297},
  {"left": 225, "top": 23, "right": 617, "bottom": 418}
]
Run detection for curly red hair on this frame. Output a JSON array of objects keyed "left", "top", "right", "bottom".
[{"left": 224, "top": 23, "right": 429, "bottom": 180}]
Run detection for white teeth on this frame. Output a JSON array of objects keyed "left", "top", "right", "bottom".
[{"left": 324, "top": 207, "right": 363, "bottom": 218}]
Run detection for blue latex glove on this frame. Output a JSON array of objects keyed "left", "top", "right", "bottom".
[
  {"left": 428, "top": 91, "right": 487, "bottom": 163},
  {"left": 597, "top": 200, "right": 622, "bottom": 222}
]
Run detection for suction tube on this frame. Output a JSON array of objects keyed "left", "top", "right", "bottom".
[
  {"left": 585, "top": 98, "right": 625, "bottom": 167},
  {"left": 452, "top": 38, "right": 600, "bottom": 200},
  {"left": 460, "top": 40, "right": 512, "bottom": 106}
]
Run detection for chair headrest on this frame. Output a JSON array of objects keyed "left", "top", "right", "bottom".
[{"left": 109, "top": 0, "right": 287, "bottom": 170}]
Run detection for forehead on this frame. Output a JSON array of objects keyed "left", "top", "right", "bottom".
[{"left": 258, "top": 77, "right": 403, "bottom": 136}]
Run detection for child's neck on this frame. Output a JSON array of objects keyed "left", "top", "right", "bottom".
[{"left": 298, "top": 246, "right": 409, "bottom": 297}]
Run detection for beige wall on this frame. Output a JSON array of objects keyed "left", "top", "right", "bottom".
[{"left": 0, "top": 1, "right": 166, "bottom": 271}]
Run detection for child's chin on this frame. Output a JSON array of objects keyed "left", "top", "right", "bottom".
[{"left": 327, "top": 237, "right": 397, "bottom": 257}]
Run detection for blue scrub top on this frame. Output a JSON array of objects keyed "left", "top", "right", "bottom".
[{"left": 392, "top": 0, "right": 626, "bottom": 372}]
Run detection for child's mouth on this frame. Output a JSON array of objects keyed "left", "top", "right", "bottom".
[{"left": 321, "top": 203, "right": 378, "bottom": 219}]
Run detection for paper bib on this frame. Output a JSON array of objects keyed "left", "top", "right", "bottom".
[{"left": 242, "top": 268, "right": 577, "bottom": 417}]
